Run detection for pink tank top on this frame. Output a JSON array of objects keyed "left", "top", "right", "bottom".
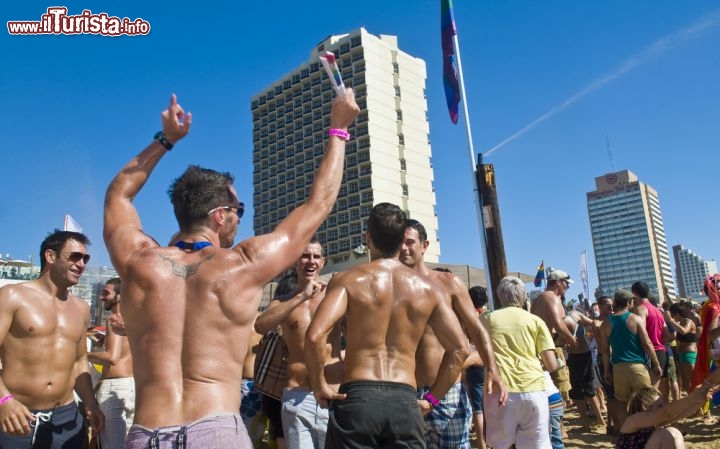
[{"left": 641, "top": 301, "right": 666, "bottom": 352}]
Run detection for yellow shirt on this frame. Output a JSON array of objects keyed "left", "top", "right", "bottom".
[{"left": 481, "top": 307, "right": 555, "bottom": 393}]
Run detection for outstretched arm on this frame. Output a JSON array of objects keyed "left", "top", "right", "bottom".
[
  {"left": 238, "top": 91, "right": 359, "bottom": 286},
  {"left": 305, "top": 276, "right": 349, "bottom": 407},
  {"left": 621, "top": 383, "right": 714, "bottom": 433},
  {"left": 104, "top": 94, "right": 192, "bottom": 275}
]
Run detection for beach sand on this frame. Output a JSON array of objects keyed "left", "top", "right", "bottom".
[
  {"left": 468, "top": 404, "right": 719, "bottom": 448},
  {"left": 561, "top": 406, "right": 720, "bottom": 449}
]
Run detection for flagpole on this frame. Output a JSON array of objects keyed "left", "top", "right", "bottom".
[{"left": 450, "top": 19, "right": 495, "bottom": 310}]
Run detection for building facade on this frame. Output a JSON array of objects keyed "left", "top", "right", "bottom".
[
  {"left": 587, "top": 170, "right": 676, "bottom": 299},
  {"left": 673, "top": 245, "right": 717, "bottom": 301},
  {"left": 250, "top": 28, "right": 440, "bottom": 270}
]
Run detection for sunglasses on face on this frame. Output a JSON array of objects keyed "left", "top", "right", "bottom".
[
  {"left": 67, "top": 252, "right": 91, "bottom": 264},
  {"left": 207, "top": 202, "right": 245, "bottom": 219}
]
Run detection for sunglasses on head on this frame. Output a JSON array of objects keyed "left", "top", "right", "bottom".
[
  {"left": 67, "top": 252, "right": 91, "bottom": 264},
  {"left": 207, "top": 202, "right": 245, "bottom": 218}
]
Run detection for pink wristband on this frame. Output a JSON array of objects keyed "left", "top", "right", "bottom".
[
  {"left": 423, "top": 391, "right": 440, "bottom": 407},
  {"left": 0, "top": 394, "right": 13, "bottom": 406},
  {"left": 328, "top": 128, "right": 350, "bottom": 141}
]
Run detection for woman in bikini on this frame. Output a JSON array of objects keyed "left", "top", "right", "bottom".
[{"left": 665, "top": 302, "right": 697, "bottom": 394}]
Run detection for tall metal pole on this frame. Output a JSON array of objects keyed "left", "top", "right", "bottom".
[{"left": 452, "top": 33, "right": 496, "bottom": 309}]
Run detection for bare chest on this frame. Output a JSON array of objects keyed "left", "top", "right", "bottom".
[{"left": 11, "top": 300, "right": 84, "bottom": 341}]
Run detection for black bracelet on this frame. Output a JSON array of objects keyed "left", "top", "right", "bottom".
[{"left": 154, "top": 131, "right": 174, "bottom": 151}]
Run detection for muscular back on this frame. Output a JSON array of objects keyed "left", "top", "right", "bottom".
[
  {"left": 122, "top": 246, "right": 262, "bottom": 428},
  {"left": 336, "top": 259, "right": 446, "bottom": 387}
]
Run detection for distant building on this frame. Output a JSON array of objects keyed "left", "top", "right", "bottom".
[
  {"left": 587, "top": 170, "right": 675, "bottom": 299},
  {"left": 250, "top": 28, "right": 440, "bottom": 272},
  {"left": 673, "top": 245, "right": 717, "bottom": 301}
]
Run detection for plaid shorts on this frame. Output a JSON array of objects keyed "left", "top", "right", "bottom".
[{"left": 419, "top": 382, "right": 472, "bottom": 449}]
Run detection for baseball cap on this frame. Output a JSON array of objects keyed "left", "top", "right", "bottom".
[{"left": 547, "top": 269, "right": 574, "bottom": 283}]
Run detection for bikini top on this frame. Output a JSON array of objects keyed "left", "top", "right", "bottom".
[{"left": 676, "top": 332, "right": 698, "bottom": 343}]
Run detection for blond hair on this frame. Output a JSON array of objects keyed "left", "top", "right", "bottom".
[{"left": 627, "top": 386, "right": 661, "bottom": 415}]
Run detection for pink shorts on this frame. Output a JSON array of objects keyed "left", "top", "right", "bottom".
[{"left": 125, "top": 414, "right": 251, "bottom": 449}]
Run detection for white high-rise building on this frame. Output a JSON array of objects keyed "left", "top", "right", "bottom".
[
  {"left": 673, "top": 245, "right": 717, "bottom": 301},
  {"left": 250, "top": 28, "right": 439, "bottom": 270},
  {"left": 587, "top": 170, "right": 676, "bottom": 299}
]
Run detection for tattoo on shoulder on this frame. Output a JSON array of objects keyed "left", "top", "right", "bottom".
[{"left": 159, "top": 254, "right": 214, "bottom": 279}]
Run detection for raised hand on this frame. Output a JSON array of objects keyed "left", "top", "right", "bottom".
[
  {"left": 302, "top": 280, "right": 327, "bottom": 300},
  {"left": 161, "top": 94, "right": 192, "bottom": 144},
  {"left": 329, "top": 88, "right": 360, "bottom": 131}
]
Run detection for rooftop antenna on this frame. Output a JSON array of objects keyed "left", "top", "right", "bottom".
[{"left": 606, "top": 134, "right": 615, "bottom": 172}]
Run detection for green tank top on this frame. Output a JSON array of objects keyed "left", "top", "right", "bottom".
[{"left": 608, "top": 311, "right": 645, "bottom": 364}]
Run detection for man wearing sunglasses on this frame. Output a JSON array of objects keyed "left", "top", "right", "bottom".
[
  {"left": 0, "top": 230, "right": 105, "bottom": 448},
  {"left": 104, "top": 92, "right": 359, "bottom": 449}
]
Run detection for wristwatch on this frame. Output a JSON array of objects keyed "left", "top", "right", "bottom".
[{"left": 154, "top": 131, "right": 174, "bottom": 151}]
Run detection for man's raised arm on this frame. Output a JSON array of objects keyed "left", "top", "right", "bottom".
[
  {"left": 240, "top": 91, "right": 359, "bottom": 285},
  {"left": 104, "top": 94, "right": 191, "bottom": 274}
]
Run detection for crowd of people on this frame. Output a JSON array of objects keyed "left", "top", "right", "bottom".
[{"left": 0, "top": 92, "right": 718, "bottom": 449}]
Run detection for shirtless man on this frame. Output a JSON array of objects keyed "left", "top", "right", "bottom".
[
  {"left": 103, "top": 92, "right": 358, "bottom": 448},
  {"left": 0, "top": 230, "right": 104, "bottom": 449},
  {"left": 89, "top": 277, "right": 134, "bottom": 449},
  {"left": 254, "top": 239, "right": 342, "bottom": 449},
  {"left": 531, "top": 270, "right": 577, "bottom": 399},
  {"left": 592, "top": 296, "right": 618, "bottom": 434},
  {"left": 563, "top": 307, "right": 606, "bottom": 431},
  {"left": 305, "top": 203, "right": 471, "bottom": 449},
  {"left": 400, "top": 219, "right": 507, "bottom": 449}
]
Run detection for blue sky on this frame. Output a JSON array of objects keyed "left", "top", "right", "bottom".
[{"left": 2, "top": 1, "right": 719, "bottom": 301}]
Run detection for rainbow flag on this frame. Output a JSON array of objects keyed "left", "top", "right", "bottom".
[
  {"left": 441, "top": 0, "right": 460, "bottom": 124},
  {"left": 534, "top": 260, "right": 545, "bottom": 287}
]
